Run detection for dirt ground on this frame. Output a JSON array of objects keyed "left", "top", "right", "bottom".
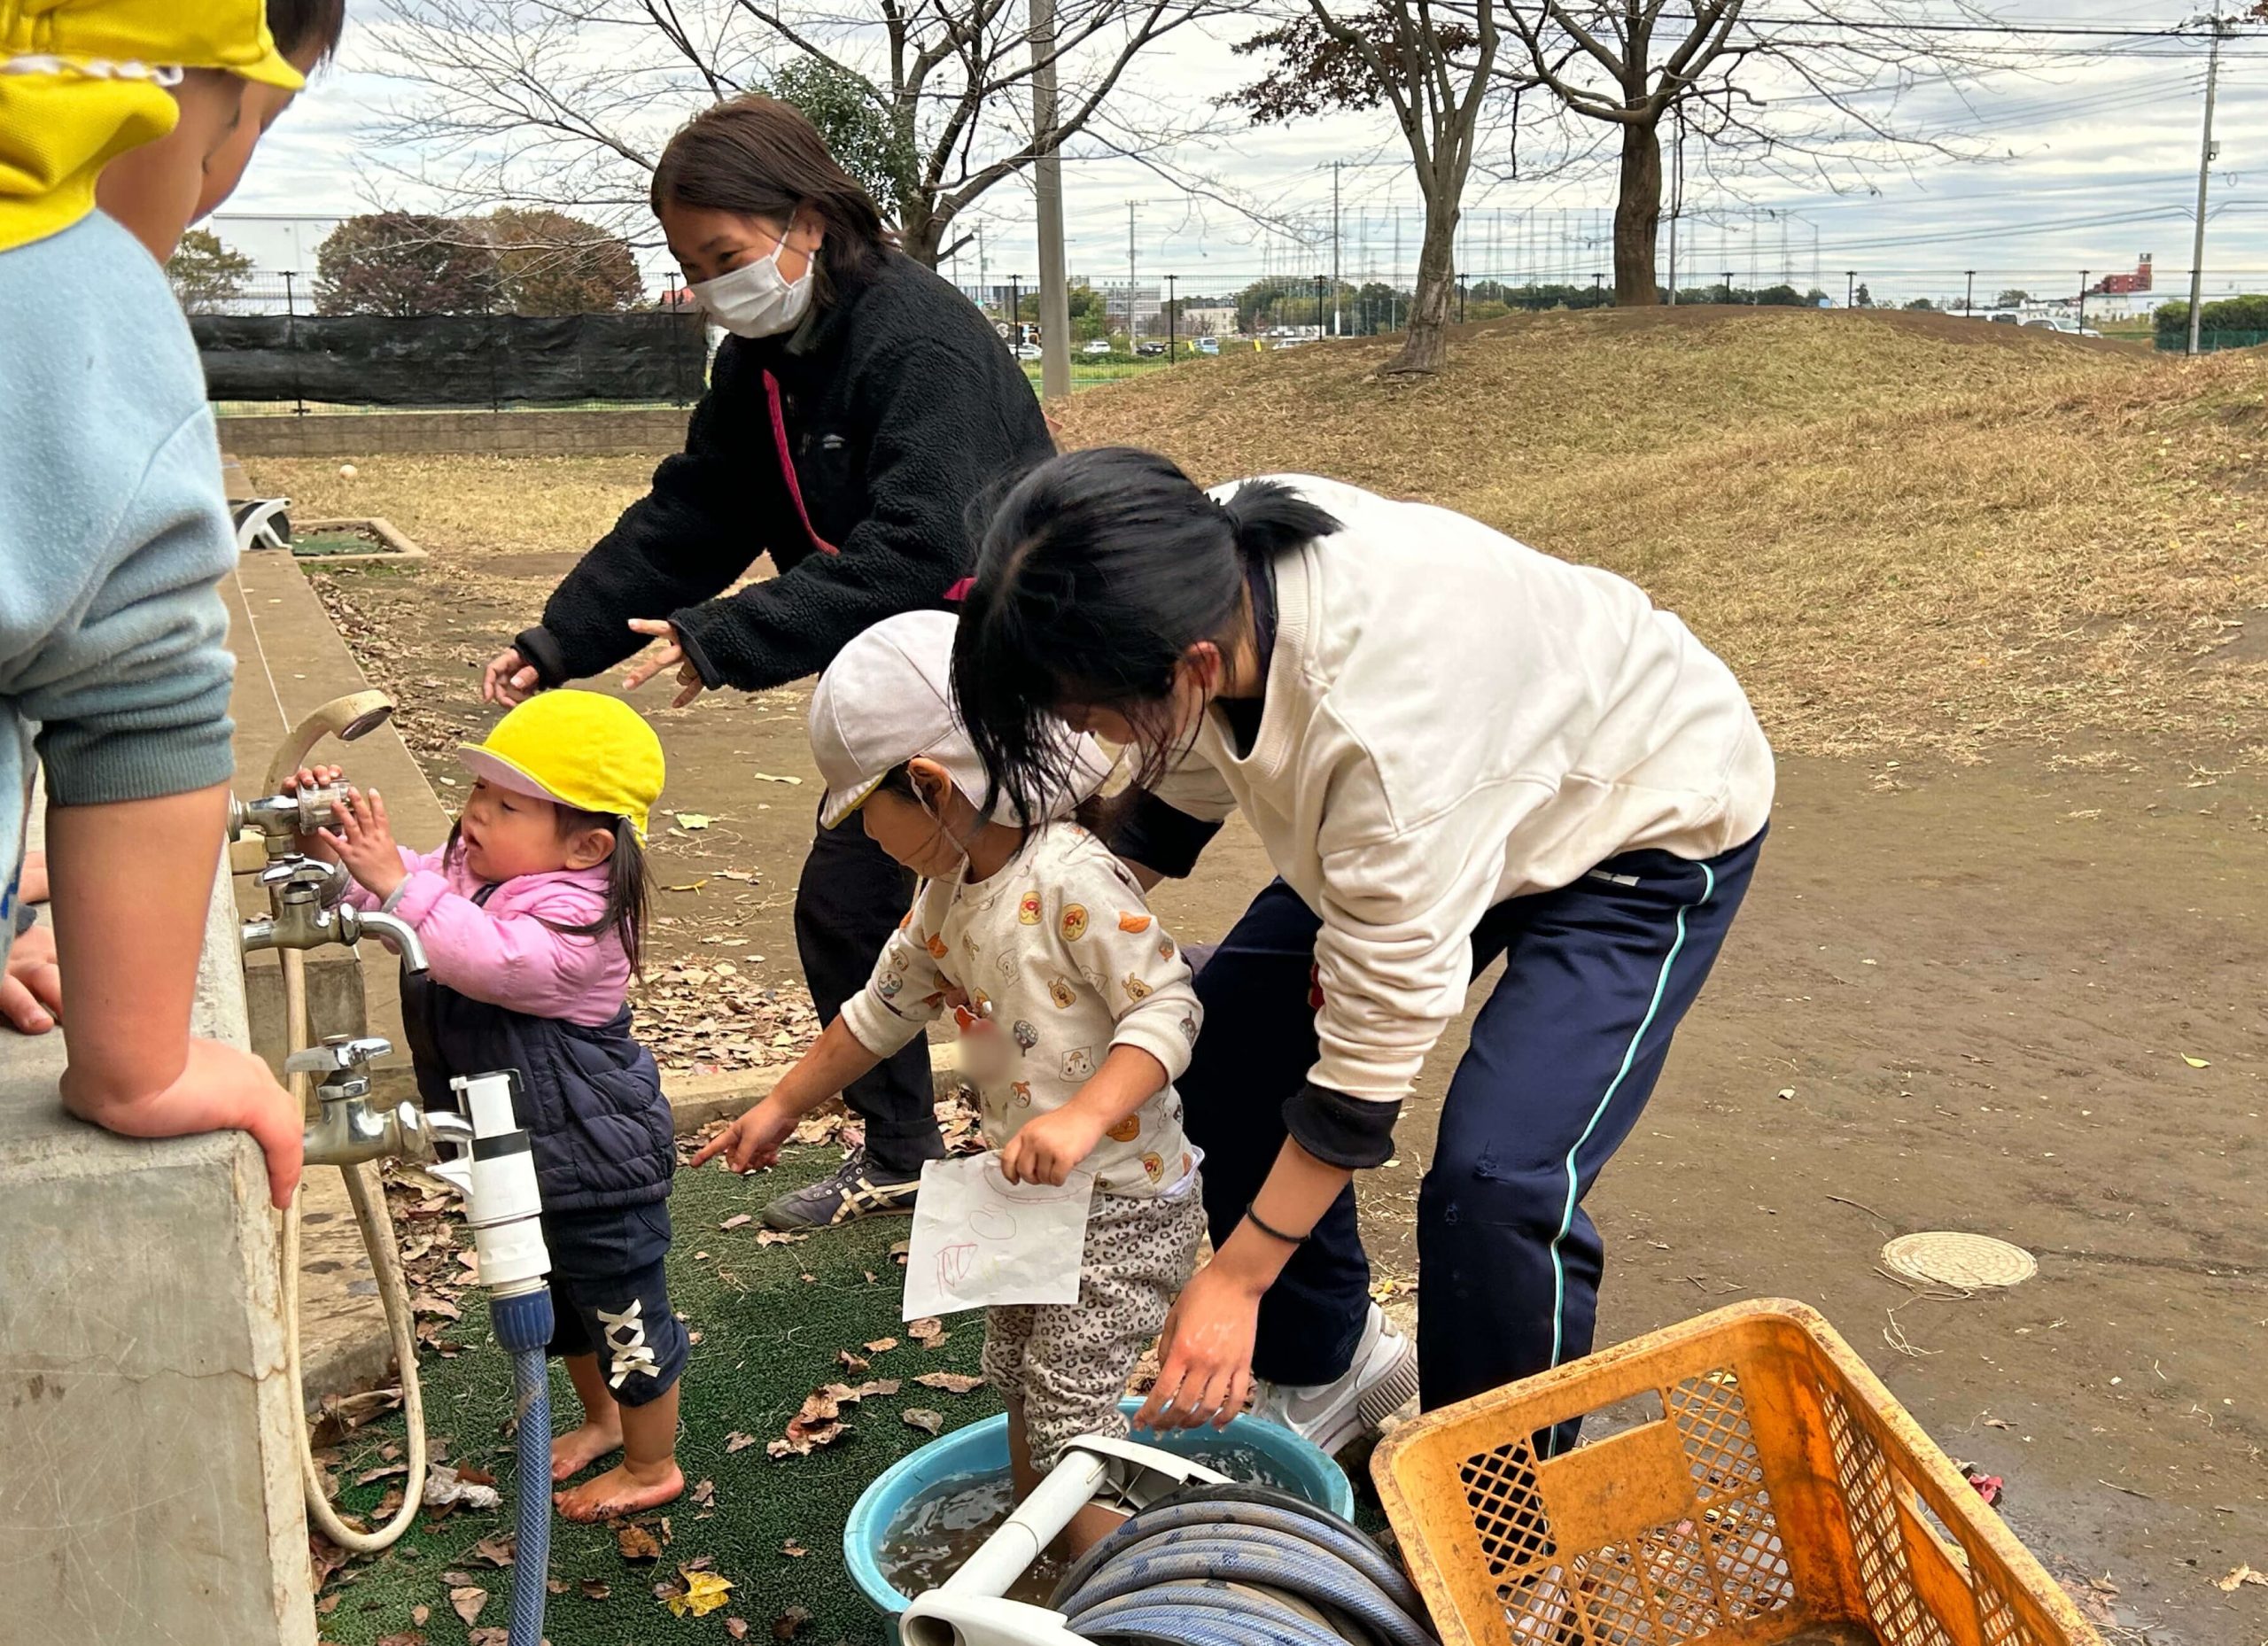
[{"left": 250, "top": 423, "right": 2265, "bottom": 1643}]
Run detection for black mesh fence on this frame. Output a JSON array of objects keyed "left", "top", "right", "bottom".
[{"left": 190, "top": 273, "right": 712, "bottom": 414}]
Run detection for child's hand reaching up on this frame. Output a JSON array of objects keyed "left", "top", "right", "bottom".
[
  {"left": 280, "top": 764, "right": 345, "bottom": 860},
  {"left": 319, "top": 787, "right": 407, "bottom": 901},
  {"left": 999, "top": 1105, "right": 1107, "bottom": 1187}
]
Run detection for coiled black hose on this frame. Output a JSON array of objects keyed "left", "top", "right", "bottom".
[{"left": 1051, "top": 1484, "right": 1440, "bottom": 1646}]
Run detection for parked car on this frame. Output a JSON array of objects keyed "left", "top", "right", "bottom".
[
  {"left": 1135, "top": 340, "right": 1165, "bottom": 358},
  {"left": 1197, "top": 336, "right": 1221, "bottom": 356},
  {"left": 1083, "top": 338, "right": 1115, "bottom": 356},
  {"left": 1014, "top": 342, "right": 1041, "bottom": 361},
  {"left": 1989, "top": 313, "right": 2021, "bottom": 325}
]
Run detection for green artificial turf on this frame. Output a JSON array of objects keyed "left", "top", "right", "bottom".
[{"left": 314, "top": 1148, "right": 998, "bottom": 1646}]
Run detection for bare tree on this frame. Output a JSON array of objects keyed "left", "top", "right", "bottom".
[
  {"left": 1496, "top": 0, "right": 2003, "bottom": 304},
  {"left": 371, "top": 0, "right": 1234, "bottom": 268},
  {"left": 1231, "top": 0, "right": 1503, "bottom": 374}
]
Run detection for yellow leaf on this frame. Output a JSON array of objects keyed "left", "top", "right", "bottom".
[
  {"left": 666, "top": 1572, "right": 735, "bottom": 1618},
  {"left": 2182, "top": 1054, "right": 2211, "bottom": 1068},
  {"left": 675, "top": 812, "right": 713, "bottom": 830}
]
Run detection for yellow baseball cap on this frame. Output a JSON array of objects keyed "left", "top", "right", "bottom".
[
  {"left": 458, "top": 691, "right": 666, "bottom": 842},
  {"left": 0, "top": 0, "right": 303, "bottom": 254}
]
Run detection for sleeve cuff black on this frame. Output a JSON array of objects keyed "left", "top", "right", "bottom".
[
  {"left": 512, "top": 625, "right": 571, "bottom": 689},
  {"left": 1283, "top": 1083, "right": 1402, "bottom": 1169},
  {"left": 669, "top": 609, "right": 727, "bottom": 689},
  {"left": 1108, "top": 788, "right": 1222, "bottom": 880}
]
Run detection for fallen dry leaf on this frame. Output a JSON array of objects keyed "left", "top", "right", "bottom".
[
  {"left": 410, "top": 1605, "right": 430, "bottom": 1627},
  {"left": 838, "top": 1350, "right": 871, "bottom": 1375},
  {"left": 725, "top": 1432, "right": 759, "bottom": 1454},
  {"left": 692, "top": 1479, "right": 717, "bottom": 1507},
  {"left": 903, "top": 1409, "right": 944, "bottom": 1436},
  {"left": 374, "top": 1634, "right": 425, "bottom": 1646},
  {"left": 915, "top": 1371, "right": 985, "bottom": 1395},
  {"left": 864, "top": 1338, "right": 898, "bottom": 1354},
  {"left": 449, "top": 1587, "right": 487, "bottom": 1627},
  {"left": 907, "top": 1317, "right": 944, "bottom": 1343},
  {"left": 665, "top": 1570, "right": 735, "bottom": 1619},
  {"left": 546, "top": 1578, "right": 569, "bottom": 1596},
  {"left": 617, "top": 1522, "right": 664, "bottom": 1562},
  {"left": 675, "top": 812, "right": 713, "bottom": 830},
  {"left": 580, "top": 1579, "right": 611, "bottom": 1601},
  {"left": 470, "top": 1630, "right": 509, "bottom": 1646},
  {"left": 355, "top": 1462, "right": 409, "bottom": 1487},
  {"left": 781, "top": 1539, "right": 808, "bottom": 1558},
  {"left": 726, "top": 1618, "right": 750, "bottom": 1641},
  {"left": 470, "top": 1533, "right": 515, "bottom": 1568},
  {"left": 774, "top": 1604, "right": 812, "bottom": 1640},
  {"left": 720, "top": 1213, "right": 752, "bottom": 1231},
  {"left": 2216, "top": 1564, "right": 2265, "bottom": 1593},
  {"left": 756, "top": 1229, "right": 808, "bottom": 1247}
]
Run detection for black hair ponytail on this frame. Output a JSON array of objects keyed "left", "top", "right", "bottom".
[{"left": 952, "top": 446, "right": 1340, "bottom": 821}]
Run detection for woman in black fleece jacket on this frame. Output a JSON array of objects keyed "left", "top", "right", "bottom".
[{"left": 481, "top": 97, "right": 1052, "bottom": 1231}]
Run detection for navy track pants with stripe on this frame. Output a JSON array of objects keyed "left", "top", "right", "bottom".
[{"left": 1178, "top": 828, "right": 1763, "bottom": 1421}]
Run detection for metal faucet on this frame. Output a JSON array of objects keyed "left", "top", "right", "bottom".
[
  {"left": 240, "top": 855, "right": 430, "bottom": 974},
  {"left": 292, "top": 1035, "right": 471, "bottom": 1168}
]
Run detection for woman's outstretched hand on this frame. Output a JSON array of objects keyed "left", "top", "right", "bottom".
[
  {"left": 482, "top": 646, "right": 542, "bottom": 706},
  {"left": 1132, "top": 1257, "right": 1265, "bottom": 1432},
  {"left": 622, "top": 618, "right": 706, "bottom": 709}
]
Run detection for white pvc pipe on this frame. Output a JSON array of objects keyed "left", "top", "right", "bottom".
[{"left": 942, "top": 1448, "right": 1113, "bottom": 1599}]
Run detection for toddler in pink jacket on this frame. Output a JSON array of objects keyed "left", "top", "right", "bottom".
[{"left": 293, "top": 690, "right": 684, "bottom": 1522}]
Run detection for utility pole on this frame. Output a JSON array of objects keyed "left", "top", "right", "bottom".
[
  {"left": 2078, "top": 269, "right": 2089, "bottom": 328},
  {"left": 1965, "top": 269, "right": 1975, "bottom": 315},
  {"left": 2186, "top": 13, "right": 2227, "bottom": 357},
  {"left": 1030, "top": 0, "right": 1071, "bottom": 400},
  {"left": 1845, "top": 269, "right": 1856, "bottom": 308},
  {"left": 1009, "top": 274, "right": 1022, "bottom": 346},
  {"left": 1457, "top": 270, "right": 1467, "bottom": 324},
  {"left": 1331, "top": 159, "right": 1343, "bottom": 338},
  {"left": 976, "top": 223, "right": 988, "bottom": 313},
  {"left": 1166, "top": 272, "right": 1177, "bottom": 362},
  {"left": 1314, "top": 273, "right": 1326, "bottom": 337},
  {"left": 1126, "top": 200, "right": 1138, "bottom": 346}
]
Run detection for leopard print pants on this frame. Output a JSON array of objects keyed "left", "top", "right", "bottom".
[{"left": 982, "top": 1182, "right": 1207, "bottom": 1466}]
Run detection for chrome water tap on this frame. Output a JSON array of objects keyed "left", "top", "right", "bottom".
[
  {"left": 293, "top": 1035, "right": 471, "bottom": 1167},
  {"left": 241, "top": 856, "right": 430, "bottom": 974}
]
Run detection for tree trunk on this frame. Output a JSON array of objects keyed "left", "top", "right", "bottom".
[
  {"left": 1613, "top": 117, "right": 1662, "bottom": 306},
  {"left": 1387, "top": 194, "right": 1458, "bottom": 374},
  {"left": 897, "top": 205, "right": 944, "bottom": 268}
]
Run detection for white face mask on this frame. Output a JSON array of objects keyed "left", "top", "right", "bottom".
[{"left": 692, "top": 235, "right": 814, "bottom": 338}]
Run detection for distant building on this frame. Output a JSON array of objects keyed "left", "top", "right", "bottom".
[
  {"left": 2089, "top": 256, "right": 2153, "bottom": 297},
  {"left": 1175, "top": 304, "right": 1238, "bottom": 336},
  {"left": 1096, "top": 279, "right": 1162, "bottom": 330}
]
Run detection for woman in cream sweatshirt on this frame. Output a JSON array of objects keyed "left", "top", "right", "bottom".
[{"left": 952, "top": 446, "right": 1773, "bottom": 1455}]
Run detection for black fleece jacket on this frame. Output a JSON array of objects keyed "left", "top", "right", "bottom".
[{"left": 514, "top": 249, "right": 1053, "bottom": 693}]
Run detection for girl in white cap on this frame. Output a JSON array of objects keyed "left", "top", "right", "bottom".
[{"left": 695, "top": 611, "right": 1204, "bottom": 1556}]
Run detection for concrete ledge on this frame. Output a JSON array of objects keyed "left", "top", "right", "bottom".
[
  {"left": 218, "top": 408, "right": 687, "bottom": 458},
  {"left": 280, "top": 516, "right": 431, "bottom": 567},
  {"left": 665, "top": 1044, "right": 962, "bottom": 1136}
]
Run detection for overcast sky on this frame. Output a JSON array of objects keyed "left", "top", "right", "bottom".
[{"left": 218, "top": 0, "right": 2265, "bottom": 307}]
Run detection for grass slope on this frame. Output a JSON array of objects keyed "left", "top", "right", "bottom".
[
  {"left": 314, "top": 1150, "right": 998, "bottom": 1646},
  {"left": 1055, "top": 306, "right": 2268, "bottom": 765}
]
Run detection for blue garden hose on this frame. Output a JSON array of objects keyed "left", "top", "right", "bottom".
[
  {"left": 492, "top": 1291, "right": 556, "bottom": 1646},
  {"left": 1050, "top": 1485, "right": 1440, "bottom": 1646}
]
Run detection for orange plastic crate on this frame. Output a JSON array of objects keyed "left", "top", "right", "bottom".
[{"left": 1371, "top": 1300, "right": 2097, "bottom": 1646}]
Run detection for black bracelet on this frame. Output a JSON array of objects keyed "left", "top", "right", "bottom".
[{"left": 1243, "top": 1201, "right": 1312, "bottom": 1247}]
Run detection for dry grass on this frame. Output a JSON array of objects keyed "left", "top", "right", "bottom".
[
  {"left": 242, "top": 307, "right": 2268, "bottom": 763},
  {"left": 1057, "top": 306, "right": 2268, "bottom": 762},
  {"left": 249, "top": 453, "right": 655, "bottom": 557}
]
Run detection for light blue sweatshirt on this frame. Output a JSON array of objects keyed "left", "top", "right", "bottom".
[{"left": 0, "top": 211, "right": 238, "bottom": 964}]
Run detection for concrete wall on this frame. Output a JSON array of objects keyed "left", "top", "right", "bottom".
[
  {"left": 0, "top": 839, "right": 316, "bottom": 1646},
  {"left": 220, "top": 408, "right": 687, "bottom": 458}
]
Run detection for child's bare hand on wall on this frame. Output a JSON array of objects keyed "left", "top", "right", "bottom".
[
  {"left": 319, "top": 787, "right": 406, "bottom": 900},
  {"left": 999, "top": 1105, "right": 1107, "bottom": 1186}
]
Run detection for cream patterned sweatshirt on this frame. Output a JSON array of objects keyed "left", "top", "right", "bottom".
[{"left": 840, "top": 823, "right": 1201, "bottom": 1198}]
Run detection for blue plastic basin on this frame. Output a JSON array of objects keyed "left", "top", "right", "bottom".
[{"left": 844, "top": 1399, "right": 1355, "bottom": 1618}]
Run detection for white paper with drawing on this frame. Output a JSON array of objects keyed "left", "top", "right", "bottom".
[{"left": 903, "top": 1154, "right": 1094, "bottom": 1318}]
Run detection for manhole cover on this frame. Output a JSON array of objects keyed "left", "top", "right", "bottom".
[{"left": 1882, "top": 1232, "right": 2038, "bottom": 1289}]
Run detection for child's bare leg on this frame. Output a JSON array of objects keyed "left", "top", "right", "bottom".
[
  {"left": 550, "top": 1354, "right": 623, "bottom": 1479},
  {"left": 553, "top": 1382, "right": 683, "bottom": 1521}
]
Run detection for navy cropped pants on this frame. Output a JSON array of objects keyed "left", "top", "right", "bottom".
[{"left": 1179, "top": 830, "right": 1763, "bottom": 1425}]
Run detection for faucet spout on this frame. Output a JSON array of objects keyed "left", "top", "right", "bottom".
[{"left": 347, "top": 906, "right": 429, "bottom": 974}]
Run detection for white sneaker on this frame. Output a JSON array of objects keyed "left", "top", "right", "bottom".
[{"left": 1247, "top": 1302, "right": 1420, "bottom": 1456}]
